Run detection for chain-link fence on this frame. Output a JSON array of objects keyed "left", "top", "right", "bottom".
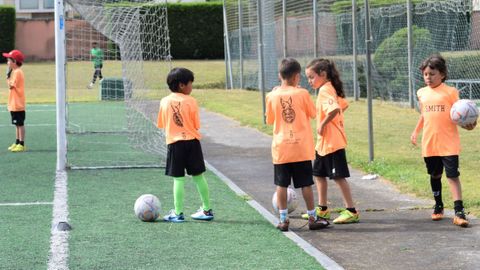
[{"left": 224, "top": 0, "right": 480, "bottom": 105}]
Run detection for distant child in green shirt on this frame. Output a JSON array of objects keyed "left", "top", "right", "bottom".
[{"left": 88, "top": 42, "right": 104, "bottom": 89}]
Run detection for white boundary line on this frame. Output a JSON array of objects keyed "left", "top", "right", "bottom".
[
  {"left": 47, "top": 170, "right": 70, "bottom": 270},
  {"left": 0, "top": 202, "right": 53, "bottom": 206},
  {"left": 205, "top": 161, "right": 344, "bottom": 270}
]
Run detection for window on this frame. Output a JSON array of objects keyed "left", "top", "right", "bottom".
[{"left": 16, "top": 0, "right": 54, "bottom": 12}]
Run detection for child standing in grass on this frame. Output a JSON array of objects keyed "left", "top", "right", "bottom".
[
  {"left": 88, "top": 42, "right": 104, "bottom": 89},
  {"left": 304, "top": 58, "right": 359, "bottom": 224},
  {"left": 266, "top": 58, "right": 329, "bottom": 231},
  {"left": 3, "top": 50, "right": 26, "bottom": 152},
  {"left": 157, "top": 67, "right": 213, "bottom": 222},
  {"left": 410, "top": 54, "right": 476, "bottom": 227}
]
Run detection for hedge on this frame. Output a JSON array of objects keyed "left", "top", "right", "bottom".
[
  {"left": 167, "top": 2, "right": 223, "bottom": 59},
  {"left": 0, "top": 5, "right": 15, "bottom": 63}
]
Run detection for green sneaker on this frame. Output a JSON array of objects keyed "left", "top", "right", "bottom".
[
  {"left": 333, "top": 209, "right": 359, "bottom": 224},
  {"left": 7, "top": 143, "right": 17, "bottom": 151},
  {"left": 301, "top": 207, "right": 331, "bottom": 220}
]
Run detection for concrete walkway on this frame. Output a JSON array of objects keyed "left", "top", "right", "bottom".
[{"left": 200, "top": 108, "right": 480, "bottom": 270}]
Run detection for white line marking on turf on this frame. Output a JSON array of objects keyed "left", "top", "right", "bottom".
[
  {"left": 0, "top": 201, "right": 53, "bottom": 206},
  {"left": 47, "top": 170, "right": 70, "bottom": 270},
  {"left": 205, "top": 161, "right": 344, "bottom": 270}
]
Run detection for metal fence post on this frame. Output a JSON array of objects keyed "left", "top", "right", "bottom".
[
  {"left": 223, "top": 0, "right": 234, "bottom": 89},
  {"left": 407, "top": 0, "right": 414, "bottom": 108},
  {"left": 352, "top": 0, "right": 359, "bottom": 101},
  {"left": 257, "top": 0, "right": 266, "bottom": 124},
  {"left": 238, "top": 0, "right": 244, "bottom": 89},
  {"left": 365, "top": 0, "right": 374, "bottom": 162},
  {"left": 313, "top": 0, "right": 318, "bottom": 58},
  {"left": 282, "top": 0, "right": 287, "bottom": 58}
]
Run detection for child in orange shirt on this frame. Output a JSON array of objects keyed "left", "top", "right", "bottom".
[
  {"left": 410, "top": 54, "right": 476, "bottom": 227},
  {"left": 3, "top": 50, "right": 26, "bottom": 152},
  {"left": 304, "top": 58, "right": 359, "bottom": 224},
  {"left": 157, "top": 67, "right": 213, "bottom": 222},
  {"left": 265, "top": 58, "right": 329, "bottom": 231}
]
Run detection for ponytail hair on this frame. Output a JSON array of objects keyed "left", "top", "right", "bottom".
[{"left": 306, "top": 58, "right": 345, "bottom": 98}]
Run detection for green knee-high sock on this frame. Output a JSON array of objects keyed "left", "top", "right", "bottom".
[
  {"left": 192, "top": 174, "right": 211, "bottom": 210},
  {"left": 173, "top": 177, "right": 185, "bottom": 215}
]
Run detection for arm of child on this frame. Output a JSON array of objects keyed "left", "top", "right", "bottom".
[
  {"left": 318, "top": 108, "right": 340, "bottom": 136},
  {"left": 410, "top": 115, "right": 423, "bottom": 146}
]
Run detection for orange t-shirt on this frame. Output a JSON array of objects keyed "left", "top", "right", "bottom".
[
  {"left": 315, "top": 82, "right": 347, "bottom": 156},
  {"left": 7, "top": 68, "right": 25, "bottom": 112},
  {"left": 265, "top": 86, "right": 316, "bottom": 164},
  {"left": 417, "top": 83, "right": 460, "bottom": 157},
  {"left": 157, "top": 93, "right": 201, "bottom": 145}
]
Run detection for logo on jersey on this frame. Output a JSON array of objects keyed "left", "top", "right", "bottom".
[
  {"left": 280, "top": 97, "right": 296, "bottom": 123},
  {"left": 171, "top": 102, "right": 184, "bottom": 127}
]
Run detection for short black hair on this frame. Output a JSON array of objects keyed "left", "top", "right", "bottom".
[
  {"left": 279, "top": 58, "right": 301, "bottom": 80},
  {"left": 166, "top": 67, "right": 195, "bottom": 92}
]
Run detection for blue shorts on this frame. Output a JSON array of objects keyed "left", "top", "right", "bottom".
[
  {"left": 165, "top": 139, "right": 206, "bottom": 177},
  {"left": 312, "top": 149, "right": 350, "bottom": 179},
  {"left": 274, "top": 160, "right": 314, "bottom": 188},
  {"left": 424, "top": 155, "right": 459, "bottom": 178}
]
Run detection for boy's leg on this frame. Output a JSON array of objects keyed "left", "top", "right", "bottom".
[
  {"left": 315, "top": 176, "right": 328, "bottom": 207},
  {"left": 333, "top": 178, "right": 359, "bottom": 224},
  {"left": 447, "top": 177, "right": 468, "bottom": 227},
  {"left": 430, "top": 174, "right": 444, "bottom": 220},
  {"left": 192, "top": 173, "right": 210, "bottom": 211},
  {"left": 301, "top": 185, "right": 315, "bottom": 210},
  {"left": 173, "top": 177, "right": 185, "bottom": 215},
  {"left": 335, "top": 178, "right": 355, "bottom": 209}
]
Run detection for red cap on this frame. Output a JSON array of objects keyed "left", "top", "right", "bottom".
[{"left": 2, "top": 50, "right": 24, "bottom": 64}]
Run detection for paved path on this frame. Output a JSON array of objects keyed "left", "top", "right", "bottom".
[{"left": 200, "top": 108, "right": 480, "bottom": 270}]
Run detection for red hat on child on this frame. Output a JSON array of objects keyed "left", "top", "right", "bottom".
[{"left": 2, "top": 50, "right": 24, "bottom": 64}]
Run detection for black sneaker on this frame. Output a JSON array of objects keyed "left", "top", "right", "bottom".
[
  {"left": 308, "top": 216, "right": 329, "bottom": 230},
  {"left": 431, "top": 204, "right": 444, "bottom": 221}
]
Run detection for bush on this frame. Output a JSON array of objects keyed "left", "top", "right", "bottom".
[
  {"left": 373, "top": 26, "right": 436, "bottom": 100},
  {"left": 167, "top": 2, "right": 223, "bottom": 59},
  {"left": 0, "top": 5, "right": 16, "bottom": 63}
]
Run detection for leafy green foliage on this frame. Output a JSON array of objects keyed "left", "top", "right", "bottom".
[{"left": 0, "top": 5, "right": 15, "bottom": 63}]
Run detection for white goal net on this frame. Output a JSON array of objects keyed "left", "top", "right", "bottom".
[{"left": 64, "top": 0, "right": 171, "bottom": 169}]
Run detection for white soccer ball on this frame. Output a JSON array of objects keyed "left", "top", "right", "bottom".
[
  {"left": 272, "top": 188, "right": 299, "bottom": 214},
  {"left": 134, "top": 194, "right": 161, "bottom": 222},
  {"left": 450, "top": 99, "right": 479, "bottom": 126}
]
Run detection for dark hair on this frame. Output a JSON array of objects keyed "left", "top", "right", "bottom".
[
  {"left": 419, "top": 54, "right": 447, "bottom": 82},
  {"left": 306, "top": 58, "right": 345, "bottom": 98},
  {"left": 166, "top": 67, "right": 195, "bottom": 92},
  {"left": 279, "top": 58, "right": 301, "bottom": 81},
  {"left": 7, "top": 57, "right": 22, "bottom": 67},
  {"left": 92, "top": 42, "right": 98, "bottom": 46}
]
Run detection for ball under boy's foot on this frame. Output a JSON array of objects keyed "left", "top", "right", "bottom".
[
  {"left": 431, "top": 204, "right": 444, "bottom": 221},
  {"left": 7, "top": 143, "right": 17, "bottom": 151},
  {"left": 276, "top": 219, "right": 289, "bottom": 231},
  {"left": 308, "top": 216, "right": 329, "bottom": 230},
  {"left": 191, "top": 208, "right": 214, "bottom": 221},
  {"left": 163, "top": 209, "right": 185, "bottom": 223},
  {"left": 11, "top": 144, "right": 26, "bottom": 152},
  {"left": 453, "top": 210, "right": 469, "bottom": 228},
  {"left": 87, "top": 82, "right": 94, "bottom": 89}
]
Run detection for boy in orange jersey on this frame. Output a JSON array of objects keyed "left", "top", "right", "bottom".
[
  {"left": 411, "top": 54, "right": 476, "bottom": 228},
  {"left": 304, "top": 58, "right": 359, "bottom": 224},
  {"left": 265, "top": 58, "right": 329, "bottom": 231},
  {"left": 3, "top": 50, "right": 26, "bottom": 152},
  {"left": 157, "top": 67, "right": 213, "bottom": 222}
]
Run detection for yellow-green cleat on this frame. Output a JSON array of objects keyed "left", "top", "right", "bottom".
[
  {"left": 11, "top": 144, "right": 26, "bottom": 152},
  {"left": 301, "top": 207, "right": 331, "bottom": 220},
  {"left": 333, "top": 209, "right": 359, "bottom": 224},
  {"left": 7, "top": 143, "right": 17, "bottom": 151}
]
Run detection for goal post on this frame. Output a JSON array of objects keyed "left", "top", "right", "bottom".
[{"left": 55, "top": 0, "right": 171, "bottom": 170}]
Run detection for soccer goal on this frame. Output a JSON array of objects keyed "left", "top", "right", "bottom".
[{"left": 55, "top": 0, "right": 171, "bottom": 170}]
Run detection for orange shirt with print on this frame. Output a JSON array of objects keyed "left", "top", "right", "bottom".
[
  {"left": 316, "top": 82, "right": 347, "bottom": 156},
  {"left": 7, "top": 68, "right": 25, "bottom": 112},
  {"left": 417, "top": 83, "right": 460, "bottom": 157},
  {"left": 157, "top": 93, "right": 201, "bottom": 145},
  {"left": 265, "top": 86, "right": 316, "bottom": 164}
]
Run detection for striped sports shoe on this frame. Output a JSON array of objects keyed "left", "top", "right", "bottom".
[
  {"left": 333, "top": 209, "right": 360, "bottom": 224},
  {"left": 431, "top": 204, "right": 444, "bottom": 221},
  {"left": 301, "top": 207, "right": 331, "bottom": 220},
  {"left": 191, "top": 208, "right": 214, "bottom": 221},
  {"left": 163, "top": 209, "right": 185, "bottom": 223},
  {"left": 453, "top": 209, "right": 469, "bottom": 228}
]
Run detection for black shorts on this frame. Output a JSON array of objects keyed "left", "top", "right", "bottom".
[
  {"left": 313, "top": 149, "right": 350, "bottom": 179},
  {"left": 165, "top": 139, "right": 206, "bottom": 177},
  {"left": 424, "top": 155, "right": 460, "bottom": 178},
  {"left": 274, "top": 160, "right": 314, "bottom": 188},
  {"left": 11, "top": 111, "right": 25, "bottom": 126}
]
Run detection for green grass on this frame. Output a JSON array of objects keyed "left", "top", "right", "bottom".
[{"left": 0, "top": 104, "right": 324, "bottom": 269}]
